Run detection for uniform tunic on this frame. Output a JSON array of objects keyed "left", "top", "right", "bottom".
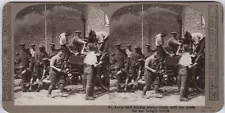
[
  {"left": 19, "top": 49, "right": 31, "bottom": 68},
  {"left": 114, "top": 49, "right": 125, "bottom": 69},
  {"left": 144, "top": 55, "right": 160, "bottom": 86},
  {"left": 49, "top": 55, "right": 66, "bottom": 85},
  {"left": 59, "top": 33, "right": 68, "bottom": 46},
  {"left": 33, "top": 51, "right": 49, "bottom": 78}
]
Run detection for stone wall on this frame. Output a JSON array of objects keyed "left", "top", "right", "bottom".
[
  {"left": 182, "top": 6, "right": 206, "bottom": 36},
  {"left": 86, "top": 6, "right": 109, "bottom": 35}
]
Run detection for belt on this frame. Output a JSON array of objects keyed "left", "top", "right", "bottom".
[{"left": 180, "top": 65, "right": 188, "bottom": 68}]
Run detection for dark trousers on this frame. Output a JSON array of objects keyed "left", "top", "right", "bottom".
[
  {"left": 178, "top": 66, "right": 190, "bottom": 99},
  {"left": 131, "top": 65, "right": 138, "bottom": 81},
  {"left": 21, "top": 69, "right": 31, "bottom": 91},
  {"left": 142, "top": 70, "right": 160, "bottom": 95},
  {"left": 84, "top": 65, "right": 96, "bottom": 97}
]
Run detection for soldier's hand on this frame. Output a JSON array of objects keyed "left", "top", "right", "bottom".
[
  {"left": 152, "top": 69, "right": 157, "bottom": 73},
  {"left": 58, "top": 69, "right": 62, "bottom": 72}
]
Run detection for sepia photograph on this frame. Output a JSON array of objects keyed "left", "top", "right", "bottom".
[
  {"left": 14, "top": 3, "right": 110, "bottom": 105},
  {"left": 2, "top": 1, "right": 224, "bottom": 113},
  {"left": 108, "top": 4, "right": 205, "bottom": 106}
]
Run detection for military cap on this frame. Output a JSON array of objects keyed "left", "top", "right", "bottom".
[
  {"left": 31, "top": 44, "right": 35, "bottom": 46},
  {"left": 115, "top": 43, "right": 121, "bottom": 46},
  {"left": 171, "top": 32, "right": 177, "bottom": 34},
  {"left": 50, "top": 43, "right": 55, "bottom": 46},
  {"left": 145, "top": 44, "right": 151, "bottom": 47},
  {"left": 20, "top": 43, "right": 25, "bottom": 46},
  {"left": 134, "top": 45, "right": 141, "bottom": 49},
  {"left": 126, "top": 44, "right": 131, "bottom": 47},
  {"left": 75, "top": 30, "right": 82, "bottom": 33}
]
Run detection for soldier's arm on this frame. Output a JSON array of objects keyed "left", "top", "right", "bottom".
[
  {"left": 50, "top": 57, "right": 61, "bottom": 72},
  {"left": 145, "top": 58, "right": 156, "bottom": 73}
]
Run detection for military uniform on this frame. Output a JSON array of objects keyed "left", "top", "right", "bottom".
[
  {"left": 114, "top": 44, "right": 126, "bottom": 91},
  {"left": 130, "top": 46, "right": 144, "bottom": 81},
  {"left": 178, "top": 45, "right": 193, "bottom": 101},
  {"left": 83, "top": 43, "right": 98, "bottom": 100},
  {"left": 144, "top": 44, "right": 152, "bottom": 58},
  {"left": 142, "top": 53, "right": 161, "bottom": 97},
  {"left": 19, "top": 43, "right": 31, "bottom": 69},
  {"left": 33, "top": 47, "right": 49, "bottom": 80},
  {"left": 49, "top": 43, "right": 58, "bottom": 58},
  {"left": 20, "top": 67, "right": 32, "bottom": 92},
  {"left": 47, "top": 52, "right": 68, "bottom": 98},
  {"left": 72, "top": 30, "right": 86, "bottom": 54}
]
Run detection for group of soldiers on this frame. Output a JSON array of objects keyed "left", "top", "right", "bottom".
[
  {"left": 15, "top": 29, "right": 108, "bottom": 100},
  {"left": 15, "top": 28, "right": 204, "bottom": 102},
  {"left": 111, "top": 31, "right": 205, "bottom": 102}
]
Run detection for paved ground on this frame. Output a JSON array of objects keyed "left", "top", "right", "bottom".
[{"left": 14, "top": 79, "right": 205, "bottom": 106}]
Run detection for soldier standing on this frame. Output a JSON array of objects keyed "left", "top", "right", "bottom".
[
  {"left": 49, "top": 43, "right": 58, "bottom": 58},
  {"left": 142, "top": 50, "right": 162, "bottom": 99},
  {"left": 47, "top": 50, "right": 68, "bottom": 98},
  {"left": 130, "top": 46, "right": 144, "bottom": 82},
  {"left": 30, "top": 45, "right": 49, "bottom": 91},
  {"left": 144, "top": 44, "right": 152, "bottom": 58},
  {"left": 83, "top": 43, "right": 101, "bottom": 100},
  {"left": 29, "top": 44, "right": 36, "bottom": 72},
  {"left": 178, "top": 44, "right": 197, "bottom": 101},
  {"left": 114, "top": 43, "right": 125, "bottom": 92},
  {"left": 19, "top": 43, "right": 31, "bottom": 69},
  {"left": 58, "top": 30, "right": 74, "bottom": 60},
  {"left": 72, "top": 30, "right": 87, "bottom": 54},
  {"left": 18, "top": 43, "right": 31, "bottom": 91},
  {"left": 155, "top": 32, "right": 171, "bottom": 62},
  {"left": 168, "top": 32, "right": 182, "bottom": 55}
]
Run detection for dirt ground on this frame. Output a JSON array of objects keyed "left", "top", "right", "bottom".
[{"left": 14, "top": 79, "right": 205, "bottom": 106}]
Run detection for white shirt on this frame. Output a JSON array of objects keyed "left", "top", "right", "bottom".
[
  {"left": 59, "top": 33, "right": 68, "bottom": 45},
  {"left": 155, "top": 34, "right": 164, "bottom": 46},
  {"left": 84, "top": 51, "right": 98, "bottom": 65},
  {"left": 179, "top": 52, "right": 192, "bottom": 66}
]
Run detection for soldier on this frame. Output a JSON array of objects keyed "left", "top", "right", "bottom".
[
  {"left": 125, "top": 45, "right": 132, "bottom": 58},
  {"left": 72, "top": 30, "right": 87, "bottom": 54},
  {"left": 20, "top": 66, "right": 32, "bottom": 92},
  {"left": 178, "top": 44, "right": 197, "bottom": 101},
  {"left": 155, "top": 32, "right": 171, "bottom": 62},
  {"left": 19, "top": 43, "right": 31, "bottom": 69},
  {"left": 142, "top": 50, "right": 162, "bottom": 99},
  {"left": 29, "top": 44, "right": 36, "bottom": 72},
  {"left": 83, "top": 43, "right": 101, "bottom": 100},
  {"left": 144, "top": 44, "right": 152, "bottom": 58},
  {"left": 114, "top": 43, "right": 126, "bottom": 92},
  {"left": 30, "top": 45, "right": 49, "bottom": 91},
  {"left": 49, "top": 43, "right": 58, "bottom": 58},
  {"left": 18, "top": 43, "right": 32, "bottom": 91},
  {"left": 130, "top": 46, "right": 144, "bottom": 81},
  {"left": 58, "top": 30, "right": 74, "bottom": 60},
  {"left": 168, "top": 32, "right": 182, "bottom": 55},
  {"left": 47, "top": 50, "right": 68, "bottom": 98}
]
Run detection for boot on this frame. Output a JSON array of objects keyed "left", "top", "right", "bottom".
[
  {"left": 180, "top": 87, "right": 189, "bottom": 102},
  {"left": 85, "top": 86, "right": 95, "bottom": 100}
]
